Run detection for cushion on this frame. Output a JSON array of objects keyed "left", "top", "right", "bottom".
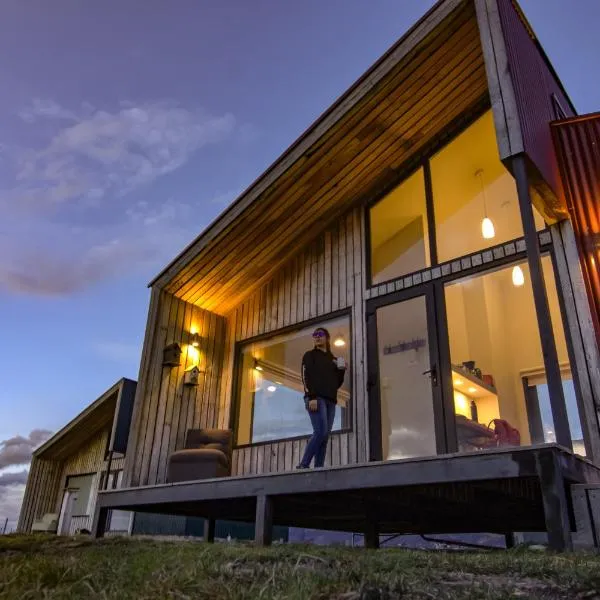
[{"left": 170, "top": 448, "right": 229, "bottom": 469}]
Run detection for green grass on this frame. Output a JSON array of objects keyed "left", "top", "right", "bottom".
[{"left": 1, "top": 535, "right": 600, "bottom": 599}]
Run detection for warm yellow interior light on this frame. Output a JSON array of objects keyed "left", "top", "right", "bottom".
[
  {"left": 512, "top": 265, "right": 525, "bottom": 287},
  {"left": 481, "top": 217, "right": 495, "bottom": 239},
  {"left": 454, "top": 379, "right": 463, "bottom": 386},
  {"left": 468, "top": 387, "right": 477, "bottom": 394},
  {"left": 333, "top": 336, "right": 346, "bottom": 348}
]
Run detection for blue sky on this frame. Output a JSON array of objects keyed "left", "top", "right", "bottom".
[{"left": 0, "top": 1, "right": 599, "bottom": 527}]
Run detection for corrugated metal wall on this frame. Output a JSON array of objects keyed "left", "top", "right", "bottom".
[
  {"left": 497, "top": 0, "right": 575, "bottom": 198},
  {"left": 552, "top": 114, "right": 600, "bottom": 346}
]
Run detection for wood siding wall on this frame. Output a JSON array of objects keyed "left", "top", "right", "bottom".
[
  {"left": 17, "top": 427, "right": 126, "bottom": 533},
  {"left": 125, "top": 292, "right": 227, "bottom": 487},
  {"left": 17, "top": 457, "right": 63, "bottom": 533},
  {"left": 220, "top": 207, "right": 368, "bottom": 475}
]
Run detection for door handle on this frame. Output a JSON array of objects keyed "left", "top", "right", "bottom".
[{"left": 423, "top": 366, "right": 438, "bottom": 386}]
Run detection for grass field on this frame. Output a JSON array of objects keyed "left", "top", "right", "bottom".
[{"left": 1, "top": 534, "right": 600, "bottom": 599}]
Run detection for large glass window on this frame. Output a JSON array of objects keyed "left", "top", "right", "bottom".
[
  {"left": 368, "top": 110, "right": 546, "bottom": 287},
  {"left": 236, "top": 316, "right": 351, "bottom": 445},
  {"left": 369, "top": 168, "right": 430, "bottom": 285},
  {"left": 431, "top": 110, "right": 545, "bottom": 263},
  {"left": 445, "top": 255, "right": 580, "bottom": 453}
]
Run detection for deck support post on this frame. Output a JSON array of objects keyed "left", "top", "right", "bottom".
[
  {"left": 364, "top": 502, "right": 380, "bottom": 549},
  {"left": 255, "top": 495, "right": 273, "bottom": 547},
  {"left": 536, "top": 449, "right": 573, "bottom": 551},
  {"left": 364, "top": 521, "right": 380, "bottom": 549},
  {"left": 91, "top": 505, "right": 109, "bottom": 539},
  {"left": 204, "top": 518, "right": 215, "bottom": 543}
]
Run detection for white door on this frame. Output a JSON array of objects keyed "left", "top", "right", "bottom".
[{"left": 57, "top": 490, "right": 78, "bottom": 536}]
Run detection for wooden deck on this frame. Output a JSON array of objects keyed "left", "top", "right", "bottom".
[{"left": 93, "top": 445, "right": 600, "bottom": 551}]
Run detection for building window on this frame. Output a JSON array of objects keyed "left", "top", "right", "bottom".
[
  {"left": 431, "top": 110, "right": 545, "bottom": 263},
  {"left": 235, "top": 315, "right": 351, "bottom": 445},
  {"left": 445, "top": 254, "right": 578, "bottom": 452},
  {"left": 369, "top": 167, "right": 430, "bottom": 285},
  {"left": 367, "top": 109, "right": 546, "bottom": 287}
]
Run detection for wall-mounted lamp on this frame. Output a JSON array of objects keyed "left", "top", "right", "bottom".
[
  {"left": 190, "top": 332, "right": 201, "bottom": 348},
  {"left": 254, "top": 358, "right": 263, "bottom": 372}
]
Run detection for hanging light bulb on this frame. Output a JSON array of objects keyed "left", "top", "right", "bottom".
[
  {"left": 476, "top": 169, "right": 495, "bottom": 240},
  {"left": 512, "top": 265, "right": 525, "bottom": 287},
  {"left": 481, "top": 217, "right": 495, "bottom": 239}
]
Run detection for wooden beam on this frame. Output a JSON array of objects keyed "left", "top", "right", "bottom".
[{"left": 474, "top": 0, "right": 523, "bottom": 159}]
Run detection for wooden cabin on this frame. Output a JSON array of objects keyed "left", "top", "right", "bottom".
[
  {"left": 17, "top": 379, "right": 136, "bottom": 535},
  {"left": 95, "top": 0, "right": 600, "bottom": 551}
]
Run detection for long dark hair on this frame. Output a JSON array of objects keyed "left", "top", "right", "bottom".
[{"left": 313, "top": 327, "right": 332, "bottom": 354}]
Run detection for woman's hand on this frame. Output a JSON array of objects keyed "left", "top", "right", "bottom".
[{"left": 308, "top": 399, "right": 318, "bottom": 412}]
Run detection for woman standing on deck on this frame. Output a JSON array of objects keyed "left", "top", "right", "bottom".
[{"left": 297, "top": 327, "right": 346, "bottom": 469}]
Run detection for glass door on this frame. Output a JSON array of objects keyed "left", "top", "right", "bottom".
[{"left": 367, "top": 285, "right": 448, "bottom": 461}]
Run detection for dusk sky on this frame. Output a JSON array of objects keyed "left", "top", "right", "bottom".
[{"left": 1, "top": 1, "right": 599, "bottom": 528}]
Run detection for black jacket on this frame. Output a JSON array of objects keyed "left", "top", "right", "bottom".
[{"left": 302, "top": 348, "right": 345, "bottom": 403}]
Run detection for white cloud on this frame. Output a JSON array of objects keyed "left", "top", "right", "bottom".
[
  {"left": 0, "top": 430, "right": 53, "bottom": 469},
  {"left": 0, "top": 97, "right": 252, "bottom": 295},
  {"left": 0, "top": 196, "right": 197, "bottom": 295},
  {"left": 12, "top": 99, "right": 235, "bottom": 209}
]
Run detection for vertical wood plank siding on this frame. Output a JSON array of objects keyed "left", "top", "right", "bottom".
[
  {"left": 17, "top": 428, "right": 127, "bottom": 533},
  {"left": 125, "top": 294, "right": 227, "bottom": 487},
  {"left": 223, "top": 207, "right": 367, "bottom": 475}
]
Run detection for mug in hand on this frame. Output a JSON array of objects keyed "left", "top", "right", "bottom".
[{"left": 336, "top": 357, "right": 346, "bottom": 369}]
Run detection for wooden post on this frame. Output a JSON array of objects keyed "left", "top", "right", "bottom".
[
  {"left": 536, "top": 449, "right": 572, "bottom": 552},
  {"left": 255, "top": 495, "right": 273, "bottom": 547},
  {"left": 364, "top": 521, "right": 380, "bottom": 549},
  {"left": 513, "top": 155, "right": 572, "bottom": 451},
  {"left": 204, "top": 518, "right": 215, "bottom": 543},
  {"left": 91, "top": 505, "right": 109, "bottom": 539}
]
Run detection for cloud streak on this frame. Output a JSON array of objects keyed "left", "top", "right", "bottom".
[
  {"left": 0, "top": 430, "right": 52, "bottom": 529},
  {"left": 0, "top": 430, "right": 53, "bottom": 469},
  {"left": 14, "top": 99, "right": 235, "bottom": 208},
  {"left": 0, "top": 99, "right": 248, "bottom": 296}
]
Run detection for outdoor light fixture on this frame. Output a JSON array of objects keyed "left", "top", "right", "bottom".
[
  {"left": 333, "top": 335, "right": 346, "bottom": 348},
  {"left": 190, "top": 332, "right": 201, "bottom": 348},
  {"left": 512, "top": 265, "right": 525, "bottom": 287},
  {"left": 476, "top": 169, "right": 495, "bottom": 240}
]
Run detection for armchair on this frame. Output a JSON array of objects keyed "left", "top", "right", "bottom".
[{"left": 166, "top": 429, "right": 233, "bottom": 483}]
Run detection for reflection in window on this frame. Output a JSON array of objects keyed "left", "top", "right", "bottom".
[
  {"left": 236, "top": 316, "right": 351, "bottom": 445},
  {"left": 524, "top": 376, "right": 585, "bottom": 456},
  {"left": 431, "top": 110, "right": 545, "bottom": 263},
  {"left": 369, "top": 168, "right": 430, "bottom": 285},
  {"left": 445, "top": 255, "right": 578, "bottom": 453}
]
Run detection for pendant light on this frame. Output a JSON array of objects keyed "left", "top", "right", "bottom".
[
  {"left": 512, "top": 265, "right": 525, "bottom": 287},
  {"left": 476, "top": 169, "right": 495, "bottom": 240}
]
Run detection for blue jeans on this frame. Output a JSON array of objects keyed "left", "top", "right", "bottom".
[{"left": 300, "top": 397, "right": 336, "bottom": 468}]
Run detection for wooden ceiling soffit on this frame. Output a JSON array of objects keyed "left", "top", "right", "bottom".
[
  {"left": 151, "top": 0, "right": 470, "bottom": 292},
  {"left": 158, "top": 1, "right": 487, "bottom": 314}
]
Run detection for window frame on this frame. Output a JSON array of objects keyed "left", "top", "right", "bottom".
[
  {"left": 230, "top": 308, "right": 354, "bottom": 449},
  {"left": 365, "top": 99, "right": 546, "bottom": 289}
]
